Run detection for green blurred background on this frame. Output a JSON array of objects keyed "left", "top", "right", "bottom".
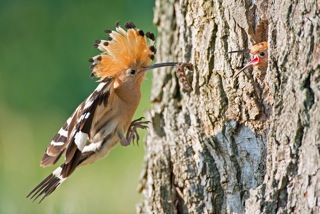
[{"left": 0, "top": 0, "right": 155, "bottom": 213}]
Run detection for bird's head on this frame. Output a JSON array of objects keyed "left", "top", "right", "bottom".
[
  {"left": 248, "top": 42, "right": 268, "bottom": 67},
  {"left": 89, "top": 22, "right": 193, "bottom": 91},
  {"left": 89, "top": 22, "right": 157, "bottom": 88},
  {"left": 230, "top": 42, "right": 268, "bottom": 77}
]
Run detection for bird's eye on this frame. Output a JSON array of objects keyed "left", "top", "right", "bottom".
[
  {"left": 259, "top": 52, "right": 265, "bottom": 57},
  {"left": 130, "top": 69, "right": 136, "bottom": 75}
]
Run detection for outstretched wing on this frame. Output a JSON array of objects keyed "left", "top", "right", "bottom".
[
  {"left": 40, "top": 77, "right": 113, "bottom": 169},
  {"left": 28, "top": 77, "right": 114, "bottom": 202},
  {"left": 40, "top": 113, "right": 77, "bottom": 167}
]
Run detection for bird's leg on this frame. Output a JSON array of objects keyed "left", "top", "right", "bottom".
[
  {"left": 127, "top": 117, "right": 149, "bottom": 146},
  {"left": 118, "top": 117, "right": 149, "bottom": 146}
]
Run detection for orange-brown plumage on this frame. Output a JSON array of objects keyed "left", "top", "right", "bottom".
[
  {"left": 27, "top": 22, "right": 193, "bottom": 203},
  {"left": 92, "top": 27, "right": 154, "bottom": 80}
]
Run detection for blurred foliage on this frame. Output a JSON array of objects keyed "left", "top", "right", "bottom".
[{"left": 0, "top": 0, "right": 155, "bottom": 213}]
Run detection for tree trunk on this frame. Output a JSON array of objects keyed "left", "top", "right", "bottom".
[{"left": 137, "top": 0, "right": 320, "bottom": 213}]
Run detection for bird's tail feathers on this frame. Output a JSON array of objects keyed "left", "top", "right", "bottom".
[{"left": 27, "top": 166, "right": 67, "bottom": 203}]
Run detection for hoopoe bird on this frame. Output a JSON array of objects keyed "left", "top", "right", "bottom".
[
  {"left": 229, "top": 42, "right": 268, "bottom": 77},
  {"left": 27, "top": 22, "right": 193, "bottom": 203}
]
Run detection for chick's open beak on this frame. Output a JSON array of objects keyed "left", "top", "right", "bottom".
[
  {"left": 234, "top": 56, "right": 261, "bottom": 77},
  {"left": 248, "top": 55, "right": 261, "bottom": 66}
]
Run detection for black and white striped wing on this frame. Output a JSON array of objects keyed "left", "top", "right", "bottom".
[
  {"left": 40, "top": 112, "right": 77, "bottom": 167},
  {"left": 61, "top": 79, "right": 113, "bottom": 177},
  {"left": 40, "top": 77, "right": 113, "bottom": 170},
  {"left": 28, "top": 78, "right": 113, "bottom": 202}
]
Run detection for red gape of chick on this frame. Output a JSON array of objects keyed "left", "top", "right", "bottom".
[{"left": 230, "top": 42, "right": 268, "bottom": 77}]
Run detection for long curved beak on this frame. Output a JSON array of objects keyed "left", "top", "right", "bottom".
[
  {"left": 140, "top": 62, "right": 178, "bottom": 73},
  {"left": 234, "top": 56, "right": 261, "bottom": 77},
  {"left": 229, "top": 49, "right": 250, "bottom": 54}
]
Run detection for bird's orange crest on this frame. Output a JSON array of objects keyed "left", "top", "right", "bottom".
[{"left": 89, "top": 22, "right": 156, "bottom": 81}]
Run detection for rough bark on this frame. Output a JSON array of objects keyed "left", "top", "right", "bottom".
[{"left": 137, "top": 0, "right": 320, "bottom": 213}]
